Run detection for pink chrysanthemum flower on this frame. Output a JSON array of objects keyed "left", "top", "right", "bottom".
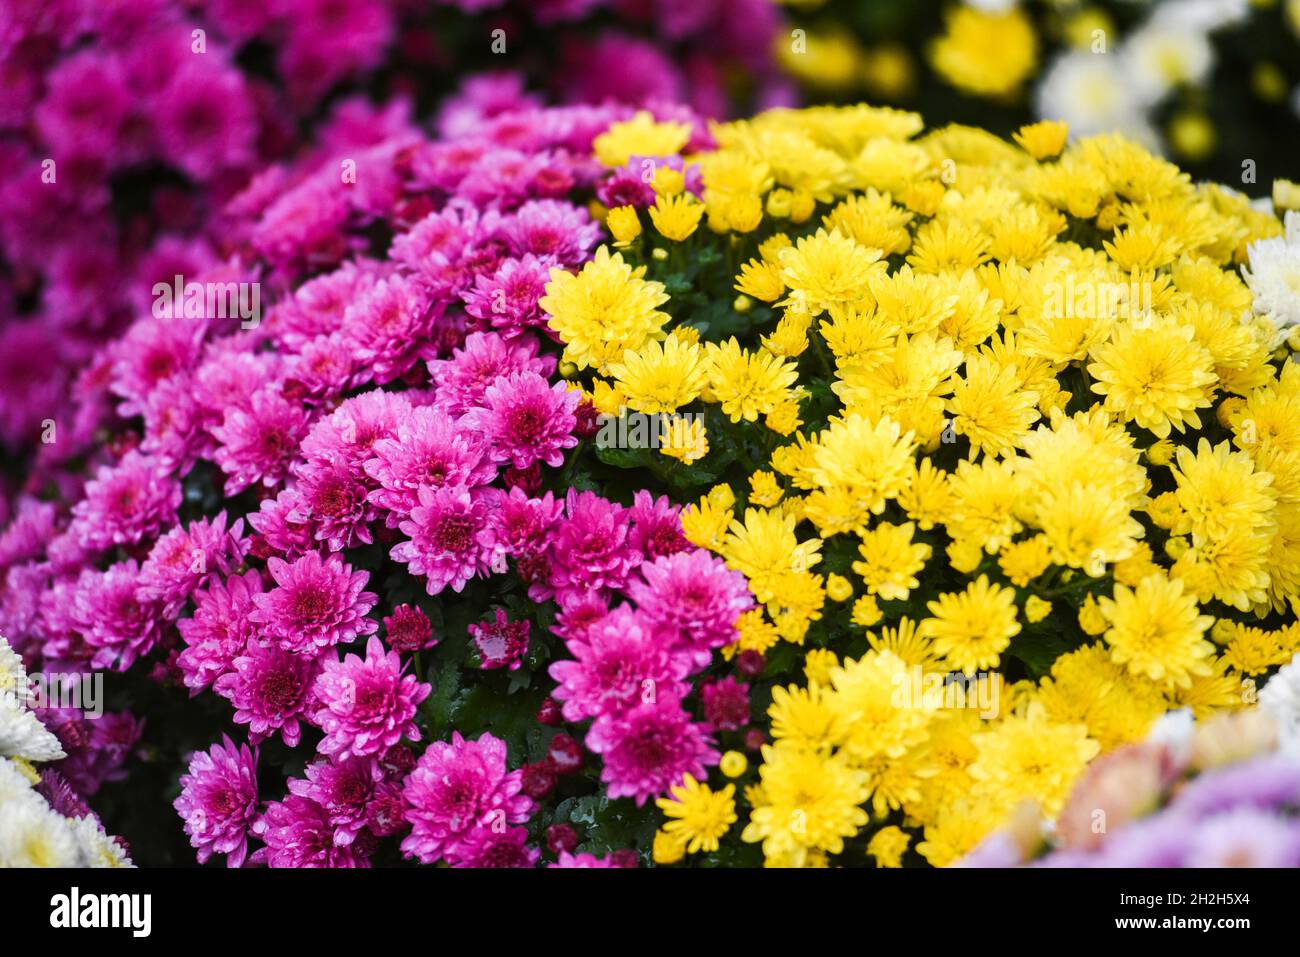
[
  {"left": 341, "top": 274, "right": 439, "bottom": 385},
  {"left": 109, "top": 317, "right": 208, "bottom": 418},
  {"left": 193, "top": 352, "right": 283, "bottom": 428},
  {"left": 139, "top": 512, "right": 248, "bottom": 612},
  {"left": 177, "top": 570, "right": 263, "bottom": 692},
  {"left": 543, "top": 489, "right": 641, "bottom": 600},
  {"left": 0, "top": 498, "right": 57, "bottom": 570},
  {"left": 501, "top": 199, "right": 601, "bottom": 266},
  {"left": 283, "top": 333, "right": 364, "bottom": 400},
  {"left": 426, "top": 332, "right": 555, "bottom": 416},
  {"left": 468, "top": 608, "right": 530, "bottom": 671},
  {"left": 140, "top": 373, "right": 208, "bottom": 471},
  {"left": 174, "top": 735, "right": 259, "bottom": 868},
  {"left": 363, "top": 404, "right": 496, "bottom": 524},
  {"left": 69, "top": 450, "right": 181, "bottom": 552},
  {"left": 626, "top": 550, "right": 754, "bottom": 667},
  {"left": 383, "top": 604, "right": 436, "bottom": 654},
  {"left": 451, "top": 825, "right": 540, "bottom": 868},
  {"left": 461, "top": 254, "right": 553, "bottom": 337},
  {"left": 400, "top": 731, "right": 534, "bottom": 865},
  {"left": 314, "top": 636, "right": 430, "bottom": 760},
  {"left": 250, "top": 552, "right": 378, "bottom": 655},
  {"left": 549, "top": 604, "right": 693, "bottom": 723},
  {"left": 271, "top": 262, "right": 379, "bottom": 350},
  {"left": 627, "top": 490, "right": 690, "bottom": 561},
  {"left": 72, "top": 561, "right": 166, "bottom": 672},
  {"left": 287, "top": 458, "right": 377, "bottom": 552},
  {"left": 701, "top": 676, "right": 751, "bottom": 731},
  {"left": 211, "top": 386, "right": 313, "bottom": 495},
  {"left": 462, "top": 371, "right": 579, "bottom": 470},
  {"left": 585, "top": 699, "right": 719, "bottom": 806},
  {"left": 287, "top": 756, "right": 384, "bottom": 846},
  {"left": 391, "top": 484, "right": 506, "bottom": 595},
  {"left": 152, "top": 59, "right": 257, "bottom": 179},
  {"left": 251, "top": 795, "right": 371, "bottom": 868},
  {"left": 300, "top": 389, "right": 410, "bottom": 473},
  {"left": 552, "top": 591, "right": 612, "bottom": 644},
  {"left": 247, "top": 489, "right": 316, "bottom": 559},
  {"left": 214, "top": 641, "right": 321, "bottom": 747}
]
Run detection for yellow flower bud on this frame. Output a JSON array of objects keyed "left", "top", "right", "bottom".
[{"left": 719, "top": 750, "right": 748, "bottom": 778}]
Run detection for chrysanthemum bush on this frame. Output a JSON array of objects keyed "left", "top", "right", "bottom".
[
  {"left": 549, "top": 104, "right": 1300, "bottom": 866},
  {"left": 6, "top": 93, "right": 1300, "bottom": 868},
  {"left": 0, "top": 97, "right": 776, "bottom": 868}
]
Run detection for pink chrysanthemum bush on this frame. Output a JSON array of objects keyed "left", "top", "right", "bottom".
[
  {"left": 0, "top": 1, "right": 790, "bottom": 457},
  {"left": 0, "top": 97, "right": 777, "bottom": 867}
]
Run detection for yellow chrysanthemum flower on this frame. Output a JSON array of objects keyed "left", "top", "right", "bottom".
[
  {"left": 656, "top": 775, "right": 738, "bottom": 854},
  {"left": 1098, "top": 574, "right": 1216, "bottom": 688},
  {"left": 607, "top": 334, "right": 707, "bottom": 414},
  {"left": 541, "top": 246, "right": 669, "bottom": 373},
  {"left": 920, "top": 575, "right": 1022, "bottom": 674},
  {"left": 852, "top": 521, "right": 931, "bottom": 601}
]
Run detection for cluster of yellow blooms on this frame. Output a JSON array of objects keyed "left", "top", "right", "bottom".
[{"left": 548, "top": 104, "right": 1298, "bottom": 866}]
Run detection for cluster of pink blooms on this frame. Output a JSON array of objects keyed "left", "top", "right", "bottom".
[
  {"left": 0, "top": 96, "right": 754, "bottom": 867},
  {"left": 0, "top": 0, "right": 789, "bottom": 454}
]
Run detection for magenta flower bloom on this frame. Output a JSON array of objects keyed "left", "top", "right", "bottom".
[
  {"left": 549, "top": 605, "right": 692, "bottom": 723},
  {"left": 626, "top": 550, "right": 754, "bottom": 667},
  {"left": 627, "top": 490, "right": 690, "bottom": 561},
  {"left": 400, "top": 732, "right": 534, "bottom": 865},
  {"left": 174, "top": 735, "right": 259, "bottom": 868},
  {"left": 283, "top": 333, "right": 364, "bottom": 400},
  {"left": 287, "top": 458, "right": 378, "bottom": 552},
  {"left": 271, "top": 262, "right": 379, "bottom": 351},
  {"left": 109, "top": 317, "right": 209, "bottom": 418},
  {"left": 469, "top": 608, "right": 530, "bottom": 671},
  {"left": 701, "top": 676, "right": 751, "bottom": 731},
  {"left": 250, "top": 552, "right": 378, "bottom": 655},
  {"left": 300, "top": 390, "right": 409, "bottom": 473},
  {"left": 544, "top": 490, "right": 641, "bottom": 600},
  {"left": 391, "top": 484, "right": 506, "bottom": 595},
  {"left": 313, "top": 636, "right": 430, "bottom": 760},
  {"left": 139, "top": 513, "right": 248, "bottom": 612},
  {"left": 383, "top": 604, "right": 436, "bottom": 654},
  {"left": 177, "top": 570, "right": 263, "bottom": 692},
  {"left": 451, "top": 826, "right": 540, "bottom": 868},
  {"left": 426, "top": 332, "right": 555, "bottom": 417},
  {"left": 72, "top": 561, "right": 166, "bottom": 672},
  {"left": 462, "top": 371, "right": 579, "bottom": 470},
  {"left": 462, "top": 254, "right": 553, "bottom": 337},
  {"left": 214, "top": 642, "right": 322, "bottom": 747},
  {"left": 151, "top": 59, "right": 257, "bottom": 179},
  {"left": 585, "top": 699, "right": 719, "bottom": 806},
  {"left": 501, "top": 200, "right": 602, "bottom": 266},
  {"left": 251, "top": 796, "right": 372, "bottom": 868},
  {"left": 363, "top": 404, "right": 496, "bottom": 523},
  {"left": 342, "top": 275, "right": 438, "bottom": 385},
  {"left": 288, "top": 756, "right": 384, "bottom": 846},
  {"left": 69, "top": 451, "right": 181, "bottom": 553},
  {"left": 247, "top": 489, "right": 316, "bottom": 559},
  {"left": 212, "top": 387, "right": 313, "bottom": 495}
]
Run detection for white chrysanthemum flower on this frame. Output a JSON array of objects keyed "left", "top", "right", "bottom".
[
  {"left": 0, "top": 636, "right": 63, "bottom": 762},
  {"left": 1260, "top": 653, "right": 1300, "bottom": 758},
  {"left": 1243, "top": 211, "right": 1300, "bottom": 343},
  {"left": 0, "top": 796, "right": 82, "bottom": 867},
  {"left": 69, "top": 814, "right": 134, "bottom": 869},
  {"left": 1121, "top": 22, "right": 1215, "bottom": 103},
  {"left": 1036, "top": 52, "right": 1161, "bottom": 145},
  {"left": 0, "top": 755, "right": 37, "bottom": 803}
]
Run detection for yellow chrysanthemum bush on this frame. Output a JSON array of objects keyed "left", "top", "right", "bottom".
[{"left": 544, "top": 104, "right": 1300, "bottom": 867}]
